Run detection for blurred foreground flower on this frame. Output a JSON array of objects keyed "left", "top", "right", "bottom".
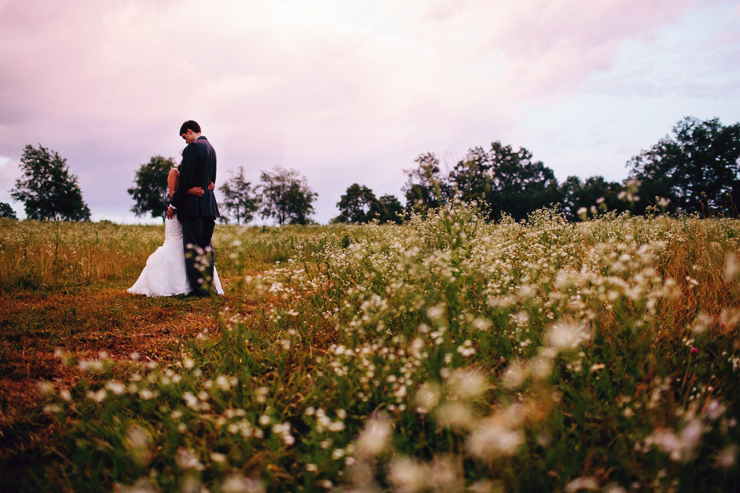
[
  {"left": 355, "top": 414, "right": 392, "bottom": 457},
  {"left": 546, "top": 319, "right": 591, "bottom": 352},
  {"left": 176, "top": 448, "right": 204, "bottom": 471}
]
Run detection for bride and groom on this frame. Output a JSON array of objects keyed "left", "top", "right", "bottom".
[{"left": 128, "top": 120, "right": 224, "bottom": 298}]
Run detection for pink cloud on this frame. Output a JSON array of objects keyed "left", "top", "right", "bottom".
[{"left": 0, "top": 0, "right": 733, "bottom": 223}]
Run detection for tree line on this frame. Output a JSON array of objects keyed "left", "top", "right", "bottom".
[
  {"left": 3, "top": 116, "right": 740, "bottom": 223},
  {"left": 402, "top": 116, "right": 740, "bottom": 222}
]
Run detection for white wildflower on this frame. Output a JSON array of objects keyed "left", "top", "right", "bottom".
[
  {"left": 414, "top": 382, "right": 441, "bottom": 413},
  {"left": 176, "top": 448, "right": 204, "bottom": 471},
  {"left": 355, "top": 414, "right": 392, "bottom": 457},
  {"left": 388, "top": 456, "right": 430, "bottom": 493},
  {"left": 467, "top": 418, "right": 524, "bottom": 459},
  {"left": 565, "top": 476, "right": 599, "bottom": 492},
  {"left": 546, "top": 320, "right": 591, "bottom": 351},
  {"left": 221, "top": 474, "right": 266, "bottom": 493},
  {"left": 447, "top": 368, "right": 487, "bottom": 400}
]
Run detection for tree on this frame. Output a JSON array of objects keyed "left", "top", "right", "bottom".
[
  {"left": 627, "top": 116, "right": 740, "bottom": 216},
  {"left": 260, "top": 166, "right": 317, "bottom": 225},
  {"left": 449, "top": 142, "right": 561, "bottom": 221},
  {"left": 559, "top": 175, "right": 626, "bottom": 221},
  {"left": 402, "top": 153, "right": 451, "bottom": 213},
  {"left": 335, "top": 184, "right": 378, "bottom": 223},
  {"left": 0, "top": 202, "right": 17, "bottom": 219},
  {"left": 370, "top": 194, "right": 405, "bottom": 224},
  {"left": 11, "top": 144, "right": 91, "bottom": 221},
  {"left": 128, "top": 155, "right": 177, "bottom": 222},
  {"left": 219, "top": 166, "right": 260, "bottom": 225}
]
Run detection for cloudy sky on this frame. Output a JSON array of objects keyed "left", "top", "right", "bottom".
[{"left": 1, "top": 0, "right": 739, "bottom": 224}]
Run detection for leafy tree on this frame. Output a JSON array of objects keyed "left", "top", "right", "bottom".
[
  {"left": 370, "top": 194, "right": 405, "bottom": 224},
  {"left": 260, "top": 166, "right": 317, "bottom": 225},
  {"left": 559, "top": 175, "right": 626, "bottom": 221},
  {"left": 335, "top": 184, "right": 377, "bottom": 223},
  {"left": 11, "top": 144, "right": 91, "bottom": 221},
  {"left": 128, "top": 155, "right": 177, "bottom": 222},
  {"left": 627, "top": 116, "right": 740, "bottom": 216},
  {"left": 402, "top": 153, "right": 451, "bottom": 213},
  {"left": 0, "top": 202, "right": 17, "bottom": 219},
  {"left": 335, "top": 185, "right": 404, "bottom": 224},
  {"left": 219, "top": 166, "right": 260, "bottom": 225},
  {"left": 449, "top": 142, "right": 561, "bottom": 221}
]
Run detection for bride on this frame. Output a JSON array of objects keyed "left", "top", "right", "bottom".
[{"left": 128, "top": 166, "right": 224, "bottom": 297}]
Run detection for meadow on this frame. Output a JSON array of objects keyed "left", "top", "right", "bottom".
[{"left": 1, "top": 205, "right": 739, "bottom": 492}]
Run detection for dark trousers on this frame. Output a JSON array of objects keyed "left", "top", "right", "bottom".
[{"left": 180, "top": 216, "right": 216, "bottom": 296}]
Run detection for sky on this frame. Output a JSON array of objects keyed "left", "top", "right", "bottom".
[{"left": 1, "top": 0, "right": 739, "bottom": 224}]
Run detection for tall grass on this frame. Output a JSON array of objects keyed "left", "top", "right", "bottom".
[
  {"left": 0, "top": 219, "right": 335, "bottom": 290},
  {"left": 3, "top": 207, "right": 740, "bottom": 491}
]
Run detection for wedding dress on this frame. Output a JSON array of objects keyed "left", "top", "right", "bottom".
[{"left": 128, "top": 213, "right": 224, "bottom": 297}]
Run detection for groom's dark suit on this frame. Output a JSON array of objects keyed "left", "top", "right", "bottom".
[{"left": 171, "top": 136, "right": 220, "bottom": 297}]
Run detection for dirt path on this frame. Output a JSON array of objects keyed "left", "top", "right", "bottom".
[{"left": 0, "top": 281, "right": 256, "bottom": 458}]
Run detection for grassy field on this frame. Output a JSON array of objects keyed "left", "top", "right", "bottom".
[{"left": 1, "top": 206, "right": 740, "bottom": 492}]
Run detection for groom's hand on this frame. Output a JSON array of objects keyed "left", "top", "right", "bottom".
[{"left": 166, "top": 205, "right": 175, "bottom": 219}]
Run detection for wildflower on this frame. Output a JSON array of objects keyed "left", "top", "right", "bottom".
[
  {"left": 105, "top": 380, "right": 126, "bottom": 395},
  {"left": 331, "top": 448, "right": 345, "bottom": 460},
  {"left": 216, "top": 375, "right": 232, "bottom": 391},
  {"left": 211, "top": 452, "right": 227, "bottom": 463},
  {"left": 435, "top": 401, "right": 475, "bottom": 431},
  {"left": 447, "top": 368, "right": 487, "bottom": 400},
  {"left": 472, "top": 318, "right": 491, "bottom": 331},
  {"left": 43, "top": 404, "right": 62, "bottom": 413},
  {"left": 176, "top": 448, "right": 204, "bottom": 471},
  {"left": 87, "top": 388, "right": 107, "bottom": 403},
  {"left": 115, "top": 477, "right": 158, "bottom": 493},
  {"left": 414, "top": 382, "right": 440, "bottom": 413},
  {"left": 221, "top": 474, "right": 266, "bottom": 493},
  {"left": 355, "top": 414, "right": 392, "bottom": 457},
  {"left": 183, "top": 392, "right": 199, "bottom": 410},
  {"left": 467, "top": 418, "right": 524, "bottom": 459},
  {"left": 725, "top": 253, "right": 739, "bottom": 281},
  {"left": 426, "top": 304, "right": 445, "bottom": 320},
  {"left": 716, "top": 445, "right": 738, "bottom": 469},
  {"left": 502, "top": 360, "right": 528, "bottom": 389},
  {"left": 79, "top": 359, "right": 104, "bottom": 373},
  {"left": 546, "top": 320, "right": 591, "bottom": 352},
  {"left": 565, "top": 476, "right": 599, "bottom": 491},
  {"left": 388, "top": 456, "right": 430, "bottom": 492},
  {"left": 37, "top": 381, "right": 55, "bottom": 396},
  {"left": 126, "top": 424, "right": 151, "bottom": 450}
]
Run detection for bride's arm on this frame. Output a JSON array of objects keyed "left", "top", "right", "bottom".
[{"left": 168, "top": 169, "right": 179, "bottom": 198}]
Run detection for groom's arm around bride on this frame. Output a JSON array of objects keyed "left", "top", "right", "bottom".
[{"left": 169, "top": 120, "right": 220, "bottom": 297}]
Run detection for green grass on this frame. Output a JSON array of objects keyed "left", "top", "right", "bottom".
[{"left": 1, "top": 207, "right": 740, "bottom": 492}]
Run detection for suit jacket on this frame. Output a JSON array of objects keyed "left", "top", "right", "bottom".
[{"left": 171, "top": 136, "right": 220, "bottom": 219}]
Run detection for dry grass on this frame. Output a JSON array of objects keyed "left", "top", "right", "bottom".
[{"left": 0, "top": 275, "right": 260, "bottom": 460}]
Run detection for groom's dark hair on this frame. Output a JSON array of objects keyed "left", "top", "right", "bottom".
[{"left": 179, "top": 120, "right": 201, "bottom": 135}]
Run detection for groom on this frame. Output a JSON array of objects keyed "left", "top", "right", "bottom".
[{"left": 167, "top": 120, "right": 220, "bottom": 297}]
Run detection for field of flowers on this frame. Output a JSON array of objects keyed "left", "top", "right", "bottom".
[{"left": 2, "top": 205, "right": 740, "bottom": 492}]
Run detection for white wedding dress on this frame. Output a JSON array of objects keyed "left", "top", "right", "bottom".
[{"left": 128, "top": 213, "right": 224, "bottom": 297}]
